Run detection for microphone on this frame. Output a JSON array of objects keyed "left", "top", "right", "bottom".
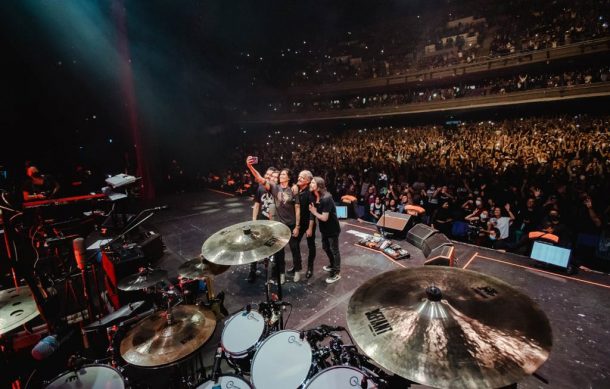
[
  {"left": 72, "top": 237, "right": 86, "bottom": 271},
  {"left": 31, "top": 331, "right": 74, "bottom": 360}
]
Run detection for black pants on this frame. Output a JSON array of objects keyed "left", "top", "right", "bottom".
[
  {"left": 322, "top": 234, "right": 341, "bottom": 275},
  {"left": 272, "top": 224, "right": 300, "bottom": 275},
  {"left": 292, "top": 226, "right": 316, "bottom": 271}
]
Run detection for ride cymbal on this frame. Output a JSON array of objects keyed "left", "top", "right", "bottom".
[
  {"left": 117, "top": 269, "right": 168, "bottom": 291},
  {"left": 120, "top": 305, "right": 216, "bottom": 367},
  {"left": 0, "top": 286, "right": 40, "bottom": 335},
  {"left": 201, "top": 220, "right": 291, "bottom": 266},
  {"left": 177, "top": 256, "right": 229, "bottom": 279},
  {"left": 347, "top": 267, "right": 552, "bottom": 389}
]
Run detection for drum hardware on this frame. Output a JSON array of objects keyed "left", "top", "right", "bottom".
[
  {"left": 202, "top": 220, "right": 292, "bottom": 329},
  {"left": 119, "top": 304, "right": 216, "bottom": 368},
  {"left": 249, "top": 329, "right": 324, "bottom": 388},
  {"left": 220, "top": 307, "right": 268, "bottom": 375},
  {"left": 347, "top": 267, "right": 553, "bottom": 389},
  {"left": 116, "top": 267, "right": 168, "bottom": 291},
  {"left": 43, "top": 362, "right": 126, "bottom": 389},
  {"left": 0, "top": 286, "right": 41, "bottom": 336}
]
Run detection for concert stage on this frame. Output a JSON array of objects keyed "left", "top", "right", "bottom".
[
  {"left": 143, "top": 189, "right": 610, "bottom": 389},
  {"left": 0, "top": 190, "right": 610, "bottom": 389}
]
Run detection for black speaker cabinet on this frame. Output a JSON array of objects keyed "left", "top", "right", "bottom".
[
  {"left": 422, "top": 233, "right": 452, "bottom": 258},
  {"left": 424, "top": 245, "right": 455, "bottom": 267},
  {"left": 377, "top": 212, "right": 411, "bottom": 238},
  {"left": 101, "top": 248, "right": 147, "bottom": 309},
  {"left": 406, "top": 223, "right": 437, "bottom": 249}
]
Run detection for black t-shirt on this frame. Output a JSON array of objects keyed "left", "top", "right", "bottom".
[
  {"left": 314, "top": 192, "right": 341, "bottom": 237},
  {"left": 254, "top": 184, "right": 274, "bottom": 220},
  {"left": 22, "top": 175, "right": 58, "bottom": 199},
  {"left": 297, "top": 187, "right": 315, "bottom": 228}
]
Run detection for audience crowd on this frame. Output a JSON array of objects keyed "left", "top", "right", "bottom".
[
  {"left": 258, "top": 65, "right": 610, "bottom": 114},
  {"left": 231, "top": 0, "right": 609, "bottom": 87},
  {"left": 204, "top": 115, "right": 610, "bottom": 266}
]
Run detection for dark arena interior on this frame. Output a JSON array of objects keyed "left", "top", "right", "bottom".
[{"left": 1, "top": 1, "right": 610, "bottom": 388}]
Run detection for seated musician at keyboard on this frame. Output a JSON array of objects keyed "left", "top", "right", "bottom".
[{"left": 22, "top": 165, "right": 61, "bottom": 202}]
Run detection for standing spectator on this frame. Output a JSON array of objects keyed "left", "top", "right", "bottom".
[{"left": 488, "top": 204, "right": 516, "bottom": 249}]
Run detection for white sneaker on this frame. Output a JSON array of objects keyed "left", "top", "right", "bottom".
[
  {"left": 325, "top": 274, "right": 341, "bottom": 284},
  {"left": 322, "top": 265, "right": 332, "bottom": 272},
  {"left": 294, "top": 271, "right": 301, "bottom": 282}
]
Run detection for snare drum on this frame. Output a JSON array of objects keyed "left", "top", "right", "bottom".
[
  {"left": 250, "top": 330, "right": 313, "bottom": 389},
  {"left": 304, "top": 366, "right": 375, "bottom": 389},
  {"left": 44, "top": 364, "right": 125, "bottom": 389},
  {"left": 197, "top": 374, "right": 252, "bottom": 389},
  {"left": 221, "top": 310, "right": 267, "bottom": 373}
]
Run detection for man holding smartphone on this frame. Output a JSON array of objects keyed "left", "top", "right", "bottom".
[
  {"left": 247, "top": 156, "right": 300, "bottom": 285},
  {"left": 247, "top": 162, "right": 278, "bottom": 283}
]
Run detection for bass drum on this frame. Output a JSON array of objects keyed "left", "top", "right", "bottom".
[
  {"left": 221, "top": 309, "right": 267, "bottom": 373},
  {"left": 250, "top": 330, "right": 314, "bottom": 389},
  {"left": 304, "top": 366, "right": 376, "bottom": 389},
  {"left": 44, "top": 364, "right": 125, "bottom": 389},
  {"left": 197, "top": 374, "right": 252, "bottom": 389}
]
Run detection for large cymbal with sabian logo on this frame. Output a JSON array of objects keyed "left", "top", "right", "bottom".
[
  {"left": 347, "top": 267, "right": 552, "bottom": 389},
  {"left": 201, "top": 220, "right": 291, "bottom": 266}
]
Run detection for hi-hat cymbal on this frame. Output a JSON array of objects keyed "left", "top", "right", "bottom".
[
  {"left": 0, "top": 286, "right": 40, "bottom": 335},
  {"left": 177, "top": 256, "right": 229, "bottom": 279},
  {"left": 347, "top": 267, "right": 552, "bottom": 389},
  {"left": 201, "top": 220, "right": 291, "bottom": 266},
  {"left": 120, "top": 305, "right": 216, "bottom": 367},
  {"left": 117, "top": 269, "right": 168, "bottom": 291}
]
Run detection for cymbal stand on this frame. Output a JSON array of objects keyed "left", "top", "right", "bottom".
[
  {"left": 199, "top": 276, "right": 228, "bottom": 319},
  {"left": 263, "top": 255, "right": 285, "bottom": 330}
]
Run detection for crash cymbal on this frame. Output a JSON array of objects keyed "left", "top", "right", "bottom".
[
  {"left": 0, "top": 286, "right": 40, "bottom": 335},
  {"left": 347, "top": 267, "right": 552, "bottom": 389},
  {"left": 201, "top": 220, "right": 291, "bottom": 266},
  {"left": 117, "top": 269, "right": 168, "bottom": 291},
  {"left": 178, "top": 256, "right": 229, "bottom": 279},
  {"left": 120, "top": 305, "right": 216, "bottom": 367}
]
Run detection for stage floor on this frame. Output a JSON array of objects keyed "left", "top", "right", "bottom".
[{"left": 137, "top": 189, "right": 610, "bottom": 388}]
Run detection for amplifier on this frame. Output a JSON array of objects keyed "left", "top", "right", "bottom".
[{"left": 101, "top": 247, "right": 147, "bottom": 309}]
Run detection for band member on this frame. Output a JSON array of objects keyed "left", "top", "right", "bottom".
[
  {"left": 247, "top": 166, "right": 278, "bottom": 283},
  {"left": 287, "top": 170, "right": 316, "bottom": 280},
  {"left": 247, "top": 157, "right": 300, "bottom": 285},
  {"left": 308, "top": 176, "right": 341, "bottom": 283},
  {"left": 22, "top": 165, "right": 60, "bottom": 202}
]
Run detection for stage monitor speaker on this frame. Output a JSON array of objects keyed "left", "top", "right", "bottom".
[
  {"left": 377, "top": 212, "right": 411, "bottom": 237},
  {"left": 422, "top": 233, "right": 452, "bottom": 258},
  {"left": 139, "top": 232, "right": 164, "bottom": 261},
  {"left": 424, "top": 245, "right": 456, "bottom": 267},
  {"left": 406, "top": 223, "right": 437, "bottom": 249}
]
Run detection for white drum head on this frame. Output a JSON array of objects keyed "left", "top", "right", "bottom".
[
  {"left": 251, "top": 330, "right": 312, "bottom": 389},
  {"left": 221, "top": 310, "right": 266, "bottom": 355},
  {"left": 197, "top": 374, "right": 252, "bottom": 389},
  {"left": 304, "top": 366, "right": 374, "bottom": 389},
  {"left": 45, "top": 364, "right": 125, "bottom": 389}
]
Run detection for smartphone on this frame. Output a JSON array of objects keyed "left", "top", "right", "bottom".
[{"left": 251, "top": 156, "right": 259, "bottom": 164}]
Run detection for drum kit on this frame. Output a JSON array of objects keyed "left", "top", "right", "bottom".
[{"left": 0, "top": 219, "right": 553, "bottom": 388}]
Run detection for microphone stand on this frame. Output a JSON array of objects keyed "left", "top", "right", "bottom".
[{"left": 102, "top": 211, "right": 154, "bottom": 252}]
